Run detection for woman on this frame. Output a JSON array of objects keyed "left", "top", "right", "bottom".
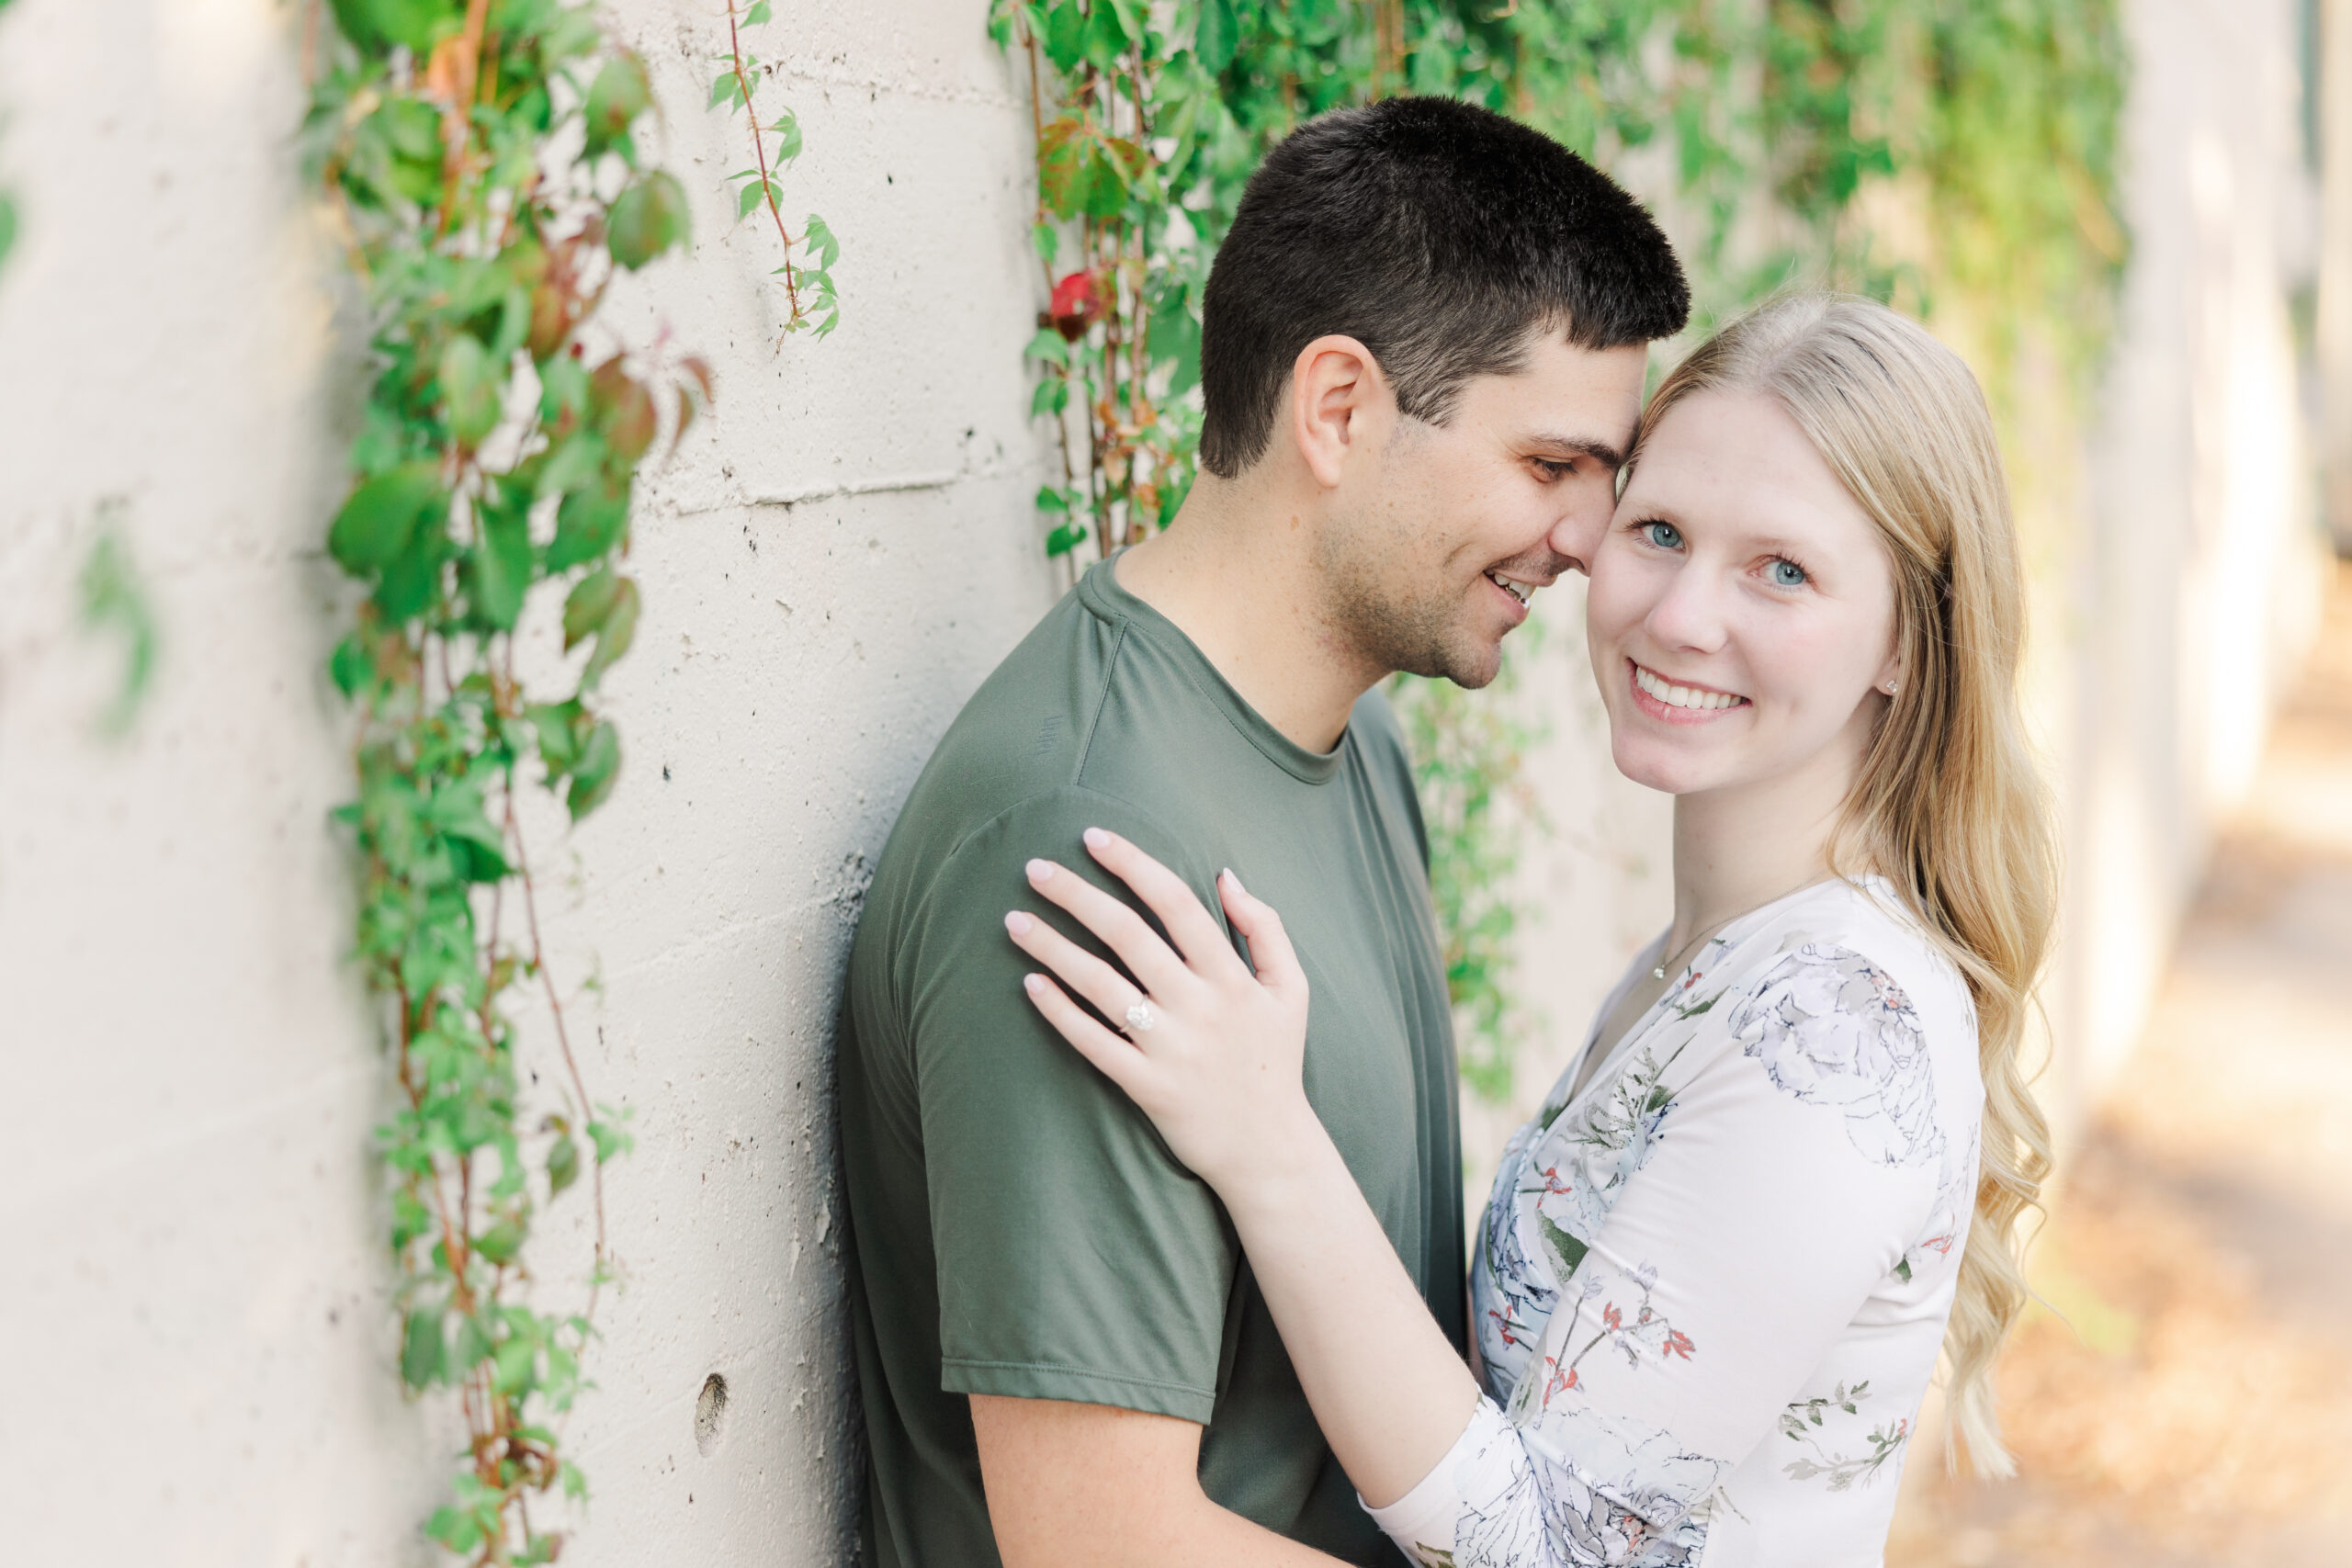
[{"left": 1001, "top": 293, "right": 2056, "bottom": 1566}]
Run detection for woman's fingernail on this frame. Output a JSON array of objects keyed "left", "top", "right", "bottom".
[
  {"left": 1025, "top": 858, "right": 1053, "bottom": 884},
  {"left": 1083, "top": 827, "right": 1111, "bottom": 850},
  {"left": 1005, "top": 911, "right": 1033, "bottom": 937},
  {"left": 1225, "top": 867, "right": 1248, "bottom": 895},
  {"left": 1023, "top": 973, "right": 1046, "bottom": 996}
]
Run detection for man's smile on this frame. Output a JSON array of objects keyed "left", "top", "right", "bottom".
[{"left": 1483, "top": 570, "right": 1534, "bottom": 607}]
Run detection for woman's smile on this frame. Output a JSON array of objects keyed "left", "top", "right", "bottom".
[{"left": 1627, "top": 659, "right": 1750, "bottom": 722}]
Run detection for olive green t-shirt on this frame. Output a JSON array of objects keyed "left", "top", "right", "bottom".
[{"left": 838, "top": 558, "right": 1465, "bottom": 1567}]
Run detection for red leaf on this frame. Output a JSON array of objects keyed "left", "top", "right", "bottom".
[{"left": 1049, "top": 269, "right": 1101, "bottom": 341}]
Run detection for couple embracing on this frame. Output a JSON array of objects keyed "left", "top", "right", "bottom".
[{"left": 838, "top": 96, "right": 2052, "bottom": 1568}]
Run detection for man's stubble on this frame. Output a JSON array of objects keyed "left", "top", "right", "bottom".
[{"left": 1311, "top": 493, "right": 1503, "bottom": 692}]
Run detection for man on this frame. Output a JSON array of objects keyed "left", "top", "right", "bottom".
[{"left": 838, "top": 96, "right": 1688, "bottom": 1566}]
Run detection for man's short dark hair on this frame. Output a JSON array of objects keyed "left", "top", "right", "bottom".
[{"left": 1197, "top": 96, "right": 1690, "bottom": 478}]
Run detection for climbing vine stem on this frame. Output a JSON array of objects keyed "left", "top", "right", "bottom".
[
  {"left": 305, "top": 0, "right": 707, "bottom": 1559},
  {"left": 711, "top": 0, "right": 840, "bottom": 336},
  {"left": 999, "top": 0, "right": 2122, "bottom": 1104}
]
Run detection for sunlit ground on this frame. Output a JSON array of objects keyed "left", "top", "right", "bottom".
[{"left": 1888, "top": 559, "right": 2352, "bottom": 1566}]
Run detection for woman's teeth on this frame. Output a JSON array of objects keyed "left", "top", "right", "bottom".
[
  {"left": 1634, "top": 663, "right": 1746, "bottom": 711},
  {"left": 1486, "top": 571, "right": 1532, "bottom": 606}
]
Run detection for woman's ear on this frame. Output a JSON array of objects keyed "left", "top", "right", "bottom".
[
  {"left": 1872, "top": 633, "right": 1904, "bottom": 699},
  {"left": 1286, "top": 334, "right": 1390, "bottom": 490}
]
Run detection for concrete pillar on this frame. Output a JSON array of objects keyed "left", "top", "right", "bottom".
[{"left": 2321, "top": 0, "right": 2352, "bottom": 550}]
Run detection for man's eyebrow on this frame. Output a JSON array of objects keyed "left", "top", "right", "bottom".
[{"left": 1524, "top": 433, "right": 1629, "bottom": 468}]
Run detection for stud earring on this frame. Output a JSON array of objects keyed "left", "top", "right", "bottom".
[{"left": 1883, "top": 680, "right": 1900, "bottom": 696}]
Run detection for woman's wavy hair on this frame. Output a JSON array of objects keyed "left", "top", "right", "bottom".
[{"left": 1632, "top": 293, "right": 2059, "bottom": 1472}]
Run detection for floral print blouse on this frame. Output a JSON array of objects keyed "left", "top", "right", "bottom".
[{"left": 1368, "top": 878, "right": 1983, "bottom": 1567}]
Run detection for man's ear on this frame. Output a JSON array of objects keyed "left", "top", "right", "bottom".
[{"left": 1285, "top": 334, "right": 1391, "bottom": 490}]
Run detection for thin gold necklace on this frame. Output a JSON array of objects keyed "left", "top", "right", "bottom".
[
  {"left": 1650, "top": 921, "right": 1729, "bottom": 981},
  {"left": 1650, "top": 876, "right": 1830, "bottom": 980}
]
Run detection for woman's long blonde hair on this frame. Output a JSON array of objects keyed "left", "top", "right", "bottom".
[{"left": 1635, "top": 293, "right": 2059, "bottom": 1472}]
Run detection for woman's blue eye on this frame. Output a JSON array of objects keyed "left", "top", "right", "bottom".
[
  {"left": 1641, "top": 522, "right": 1683, "bottom": 550},
  {"left": 1769, "top": 558, "right": 1808, "bottom": 588}
]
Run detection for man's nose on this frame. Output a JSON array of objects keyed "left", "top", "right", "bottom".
[{"left": 1545, "top": 491, "right": 1614, "bottom": 575}]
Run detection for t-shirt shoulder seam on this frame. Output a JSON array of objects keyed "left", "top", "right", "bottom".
[
  {"left": 932, "top": 781, "right": 1191, "bottom": 872},
  {"left": 1070, "top": 612, "right": 1131, "bottom": 776}
]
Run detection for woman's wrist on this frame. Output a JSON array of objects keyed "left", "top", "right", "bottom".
[{"left": 1210, "top": 1100, "right": 1350, "bottom": 1228}]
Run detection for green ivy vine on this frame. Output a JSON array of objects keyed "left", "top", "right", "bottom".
[
  {"left": 997, "top": 0, "right": 2124, "bottom": 1103},
  {"left": 0, "top": 0, "right": 18, "bottom": 276},
  {"left": 304, "top": 0, "right": 708, "bottom": 1559},
  {"left": 711, "top": 0, "right": 841, "bottom": 337}
]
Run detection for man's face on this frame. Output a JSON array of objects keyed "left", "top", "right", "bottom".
[{"left": 1315, "top": 334, "right": 1649, "bottom": 689}]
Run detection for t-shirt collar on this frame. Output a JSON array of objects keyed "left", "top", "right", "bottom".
[{"left": 1078, "top": 557, "right": 1349, "bottom": 785}]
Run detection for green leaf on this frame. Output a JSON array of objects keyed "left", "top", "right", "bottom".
[
  {"left": 1030, "top": 377, "right": 1068, "bottom": 418},
  {"left": 745, "top": 0, "right": 772, "bottom": 21},
  {"left": 583, "top": 52, "right": 652, "bottom": 157},
  {"left": 391, "top": 1190, "right": 432, "bottom": 1253},
  {"left": 587, "top": 1111, "right": 634, "bottom": 1163},
  {"left": 326, "top": 0, "right": 460, "bottom": 53},
  {"left": 771, "top": 107, "right": 803, "bottom": 163},
  {"left": 467, "top": 505, "right": 532, "bottom": 632},
  {"left": 1081, "top": 0, "right": 1129, "bottom": 69},
  {"left": 563, "top": 567, "right": 624, "bottom": 651},
  {"left": 328, "top": 465, "right": 442, "bottom": 575},
  {"left": 474, "top": 1219, "right": 525, "bottom": 1265},
  {"left": 1195, "top": 0, "right": 1239, "bottom": 73},
  {"left": 401, "top": 1308, "right": 446, "bottom": 1389},
  {"left": 451, "top": 1313, "right": 492, "bottom": 1373},
  {"left": 425, "top": 1505, "right": 484, "bottom": 1553},
  {"left": 1035, "top": 484, "right": 1069, "bottom": 513},
  {"left": 548, "top": 1134, "right": 581, "bottom": 1196},
  {"left": 1045, "top": 520, "right": 1087, "bottom": 557},
  {"left": 608, "top": 171, "right": 690, "bottom": 269},
  {"left": 803, "top": 213, "right": 839, "bottom": 268},
  {"left": 1023, "top": 326, "right": 1069, "bottom": 366},
  {"left": 438, "top": 333, "right": 503, "bottom": 447},
  {"left": 1032, "top": 220, "right": 1058, "bottom": 267},
  {"left": 535, "top": 429, "right": 609, "bottom": 502},
  {"left": 1042, "top": 0, "right": 1086, "bottom": 71},
  {"left": 529, "top": 699, "right": 590, "bottom": 777},
  {"left": 75, "top": 526, "right": 158, "bottom": 738},
  {"left": 548, "top": 481, "right": 629, "bottom": 571},
  {"left": 736, "top": 176, "right": 766, "bottom": 221},
  {"left": 709, "top": 69, "right": 743, "bottom": 110},
  {"left": 567, "top": 721, "right": 621, "bottom": 819},
  {"left": 580, "top": 577, "right": 640, "bottom": 688},
  {"left": 493, "top": 1331, "right": 538, "bottom": 1393}
]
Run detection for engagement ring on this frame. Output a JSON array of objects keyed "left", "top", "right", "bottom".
[{"left": 1124, "top": 1001, "right": 1157, "bottom": 1034}]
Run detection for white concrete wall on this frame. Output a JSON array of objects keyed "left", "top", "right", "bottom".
[
  {"left": 0, "top": 0, "right": 2332, "bottom": 1560},
  {"left": 0, "top": 1, "right": 1054, "bottom": 1561},
  {"left": 2056, "top": 0, "right": 2328, "bottom": 1114}
]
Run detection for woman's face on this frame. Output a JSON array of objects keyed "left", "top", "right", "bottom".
[{"left": 1587, "top": 389, "right": 1900, "bottom": 800}]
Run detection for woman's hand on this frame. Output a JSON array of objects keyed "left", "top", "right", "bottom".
[{"left": 1005, "top": 828, "right": 1317, "bottom": 1191}]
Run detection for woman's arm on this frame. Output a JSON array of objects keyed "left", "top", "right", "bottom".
[
  {"left": 1012, "top": 835, "right": 1962, "bottom": 1568},
  {"left": 1004, "top": 829, "right": 1483, "bottom": 1508}
]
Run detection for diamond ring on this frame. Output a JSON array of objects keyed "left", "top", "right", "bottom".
[{"left": 1124, "top": 1000, "right": 1157, "bottom": 1034}]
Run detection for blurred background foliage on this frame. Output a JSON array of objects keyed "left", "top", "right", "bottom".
[{"left": 1012, "top": 0, "right": 2129, "bottom": 1100}]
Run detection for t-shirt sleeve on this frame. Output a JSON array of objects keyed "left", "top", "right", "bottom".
[
  {"left": 1370, "top": 939, "right": 1952, "bottom": 1565},
  {"left": 900, "top": 785, "right": 1238, "bottom": 1423}
]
